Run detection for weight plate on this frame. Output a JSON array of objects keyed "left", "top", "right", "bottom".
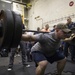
[
  {"left": 11, "top": 11, "right": 22, "bottom": 47},
  {"left": 0, "top": 10, "right": 14, "bottom": 49},
  {"left": 0, "top": 21, "right": 3, "bottom": 37}
]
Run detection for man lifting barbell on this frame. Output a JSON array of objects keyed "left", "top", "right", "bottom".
[
  {"left": 22, "top": 23, "right": 72, "bottom": 75},
  {"left": 0, "top": 10, "right": 75, "bottom": 75}
]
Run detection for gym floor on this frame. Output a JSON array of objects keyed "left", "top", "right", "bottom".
[{"left": 0, "top": 55, "right": 75, "bottom": 75}]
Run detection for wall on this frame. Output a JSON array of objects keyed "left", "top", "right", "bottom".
[
  {"left": 28, "top": 0, "right": 75, "bottom": 30},
  {"left": 0, "top": 1, "right": 12, "bottom": 11}
]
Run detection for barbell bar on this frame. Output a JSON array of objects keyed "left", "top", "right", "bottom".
[
  {"left": 22, "top": 29, "right": 49, "bottom": 33},
  {"left": 0, "top": 9, "right": 75, "bottom": 50}
]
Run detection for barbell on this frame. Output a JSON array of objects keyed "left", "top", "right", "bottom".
[
  {"left": 0, "top": 10, "right": 49, "bottom": 49},
  {"left": 0, "top": 10, "right": 75, "bottom": 50}
]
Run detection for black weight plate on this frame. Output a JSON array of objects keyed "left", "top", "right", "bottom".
[
  {"left": 0, "top": 10, "right": 14, "bottom": 49},
  {"left": 11, "top": 11, "right": 22, "bottom": 48},
  {"left": 0, "top": 21, "right": 3, "bottom": 37}
]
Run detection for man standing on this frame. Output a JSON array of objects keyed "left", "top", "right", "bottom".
[
  {"left": 63, "top": 17, "right": 75, "bottom": 62},
  {"left": 7, "top": 24, "right": 30, "bottom": 71},
  {"left": 41, "top": 24, "right": 50, "bottom": 32}
]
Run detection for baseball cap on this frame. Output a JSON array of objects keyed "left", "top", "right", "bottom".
[{"left": 56, "top": 23, "right": 71, "bottom": 33}]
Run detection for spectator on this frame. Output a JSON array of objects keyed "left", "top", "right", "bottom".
[
  {"left": 51, "top": 25, "right": 56, "bottom": 32},
  {"left": 63, "top": 17, "right": 75, "bottom": 62},
  {"left": 41, "top": 24, "right": 50, "bottom": 32},
  {"left": 7, "top": 24, "right": 30, "bottom": 71}
]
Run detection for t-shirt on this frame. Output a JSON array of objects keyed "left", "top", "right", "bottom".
[{"left": 31, "top": 32, "right": 61, "bottom": 56}]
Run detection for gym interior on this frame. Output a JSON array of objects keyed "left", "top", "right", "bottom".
[{"left": 0, "top": 0, "right": 75, "bottom": 75}]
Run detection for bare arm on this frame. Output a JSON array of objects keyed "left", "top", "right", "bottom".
[{"left": 21, "top": 34, "right": 37, "bottom": 41}]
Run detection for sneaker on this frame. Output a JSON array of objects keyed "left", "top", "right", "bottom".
[
  {"left": 7, "top": 68, "right": 12, "bottom": 71},
  {"left": 26, "top": 64, "right": 30, "bottom": 67},
  {"left": 7, "top": 66, "right": 13, "bottom": 71},
  {"left": 7, "top": 67, "right": 13, "bottom": 71},
  {"left": 23, "top": 64, "right": 30, "bottom": 68}
]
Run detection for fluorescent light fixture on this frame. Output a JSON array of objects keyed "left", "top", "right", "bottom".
[{"left": 1, "top": 0, "right": 12, "bottom": 3}]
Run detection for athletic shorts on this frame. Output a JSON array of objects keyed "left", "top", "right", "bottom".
[{"left": 31, "top": 51, "right": 65, "bottom": 66}]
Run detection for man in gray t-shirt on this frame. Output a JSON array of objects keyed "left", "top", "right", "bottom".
[
  {"left": 31, "top": 32, "right": 60, "bottom": 56},
  {"left": 22, "top": 23, "right": 71, "bottom": 75}
]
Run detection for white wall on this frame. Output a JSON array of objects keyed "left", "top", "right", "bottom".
[{"left": 28, "top": 0, "right": 75, "bottom": 30}]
